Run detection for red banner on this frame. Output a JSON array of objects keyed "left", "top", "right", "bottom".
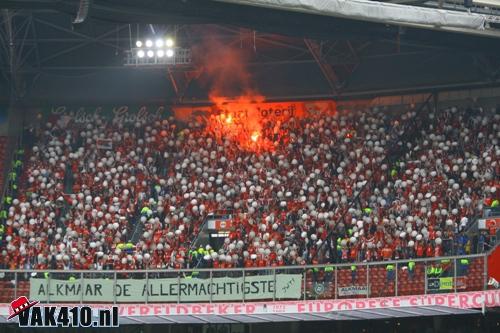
[
  {"left": 173, "top": 100, "right": 336, "bottom": 124},
  {"left": 207, "top": 219, "right": 233, "bottom": 231},
  {"left": 489, "top": 246, "right": 500, "bottom": 282},
  {"left": 478, "top": 217, "right": 500, "bottom": 230}
]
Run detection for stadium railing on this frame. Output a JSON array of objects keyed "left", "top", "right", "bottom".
[{"left": 0, "top": 253, "right": 490, "bottom": 304}]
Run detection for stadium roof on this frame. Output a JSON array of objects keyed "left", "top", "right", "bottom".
[{"left": 0, "top": 0, "right": 499, "bottom": 105}]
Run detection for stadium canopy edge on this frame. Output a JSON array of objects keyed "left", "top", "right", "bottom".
[{"left": 214, "top": 0, "right": 500, "bottom": 38}]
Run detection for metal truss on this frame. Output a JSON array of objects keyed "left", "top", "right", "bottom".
[
  {"left": 472, "top": 54, "right": 500, "bottom": 81},
  {"left": 1, "top": 13, "right": 479, "bottom": 101},
  {"left": 34, "top": 17, "right": 128, "bottom": 65},
  {"left": 303, "top": 39, "right": 364, "bottom": 95},
  {"left": 0, "top": 9, "right": 39, "bottom": 100},
  {"left": 0, "top": 9, "right": 133, "bottom": 99},
  {"left": 304, "top": 39, "right": 341, "bottom": 95}
]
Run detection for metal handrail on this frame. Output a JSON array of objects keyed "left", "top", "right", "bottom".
[
  {"left": 3, "top": 252, "right": 487, "bottom": 274},
  {"left": 188, "top": 214, "right": 210, "bottom": 252},
  {"left": 2, "top": 248, "right": 490, "bottom": 305}
]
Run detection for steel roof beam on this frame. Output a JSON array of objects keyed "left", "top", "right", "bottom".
[
  {"left": 35, "top": 17, "right": 126, "bottom": 51},
  {"left": 37, "top": 23, "right": 127, "bottom": 64},
  {"left": 304, "top": 38, "right": 340, "bottom": 95}
]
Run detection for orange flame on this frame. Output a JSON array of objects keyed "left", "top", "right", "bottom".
[
  {"left": 193, "top": 37, "right": 282, "bottom": 153},
  {"left": 250, "top": 131, "right": 259, "bottom": 142},
  {"left": 203, "top": 93, "right": 278, "bottom": 153}
]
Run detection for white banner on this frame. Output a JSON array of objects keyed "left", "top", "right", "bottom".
[
  {"left": 338, "top": 285, "right": 369, "bottom": 296},
  {"left": 30, "top": 274, "right": 302, "bottom": 302},
  {"left": 96, "top": 139, "right": 113, "bottom": 150},
  {"left": 3, "top": 290, "right": 500, "bottom": 317}
]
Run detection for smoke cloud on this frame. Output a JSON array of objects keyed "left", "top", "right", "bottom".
[
  {"left": 192, "top": 31, "right": 274, "bottom": 152},
  {"left": 193, "top": 33, "right": 260, "bottom": 100}
]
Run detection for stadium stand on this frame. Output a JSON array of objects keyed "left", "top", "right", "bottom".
[
  {"left": 0, "top": 104, "right": 498, "bottom": 274},
  {"left": 1, "top": 1, "right": 500, "bottom": 331}
]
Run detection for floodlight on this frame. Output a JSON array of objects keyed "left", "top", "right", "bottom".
[
  {"left": 166, "top": 38, "right": 174, "bottom": 47},
  {"left": 155, "top": 39, "right": 164, "bottom": 47},
  {"left": 136, "top": 40, "right": 143, "bottom": 48},
  {"left": 125, "top": 45, "right": 190, "bottom": 66}
]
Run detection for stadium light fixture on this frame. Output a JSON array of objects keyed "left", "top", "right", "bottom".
[{"left": 125, "top": 36, "right": 188, "bottom": 66}]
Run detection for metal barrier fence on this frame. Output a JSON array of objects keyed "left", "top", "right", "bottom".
[{"left": 0, "top": 253, "right": 488, "bottom": 304}]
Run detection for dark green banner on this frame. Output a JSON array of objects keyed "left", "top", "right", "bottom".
[{"left": 46, "top": 105, "right": 170, "bottom": 124}]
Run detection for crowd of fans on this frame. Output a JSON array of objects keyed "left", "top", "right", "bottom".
[{"left": 0, "top": 104, "right": 498, "bottom": 271}]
